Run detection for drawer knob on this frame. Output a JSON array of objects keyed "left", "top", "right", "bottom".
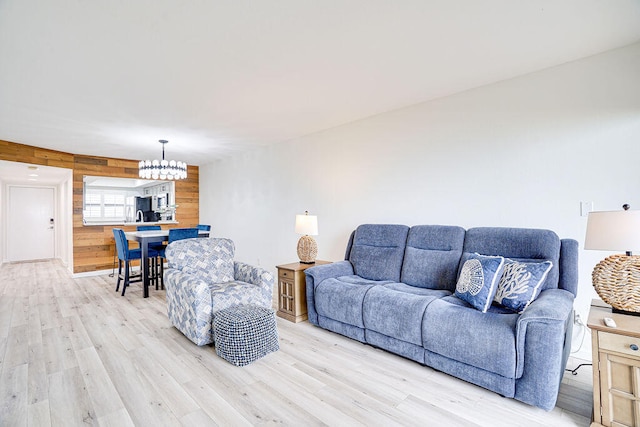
[{"left": 631, "top": 344, "right": 639, "bottom": 351}]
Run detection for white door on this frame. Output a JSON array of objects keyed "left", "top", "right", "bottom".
[{"left": 7, "top": 186, "right": 55, "bottom": 261}]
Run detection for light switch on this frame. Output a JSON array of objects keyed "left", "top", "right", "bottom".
[{"left": 581, "top": 201, "right": 593, "bottom": 217}]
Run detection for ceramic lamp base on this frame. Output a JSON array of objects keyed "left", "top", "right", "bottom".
[{"left": 297, "top": 235, "right": 317, "bottom": 264}]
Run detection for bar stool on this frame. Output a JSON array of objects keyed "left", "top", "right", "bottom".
[
  {"left": 113, "top": 228, "right": 160, "bottom": 296},
  {"left": 137, "top": 225, "right": 164, "bottom": 290}
]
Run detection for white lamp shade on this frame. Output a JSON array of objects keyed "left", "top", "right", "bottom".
[
  {"left": 585, "top": 209, "right": 640, "bottom": 252},
  {"left": 295, "top": 213, "right": 318, "bottom": 236}
]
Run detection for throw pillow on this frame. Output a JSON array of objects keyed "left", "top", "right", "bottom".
[
  {"left": 455, "top": 253, "right": 505, "bottom": 313},
  {"left": 493, "top": 259, "right": 553, "bottom": 313}
]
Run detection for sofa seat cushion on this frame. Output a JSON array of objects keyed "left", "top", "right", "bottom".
[
  {"left": 315, "top": 275, "right": 392, "bottom": 328},
  {"left": 382, "top": 282, "right": 452, "bottom": 297},
  {"left": 364, "top": 283, "right": 450, "bottom": 345},
  {"left": 331, "top": 275, "right": 393, "bottom": 286},
  {"left": 422, "top": 296, "right": 519, "bottom": 378}
]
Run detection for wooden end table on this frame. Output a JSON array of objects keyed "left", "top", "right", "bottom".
[
  {"left": 276, "top": 261, "right": 330, "bottom": 323},
  {"left": 588, "top": 299, "right": 640, "bottom": 427}
]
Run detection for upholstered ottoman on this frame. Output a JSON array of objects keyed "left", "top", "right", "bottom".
[{"left": 213, "top": 304, "right": 279, "bottom": 366}]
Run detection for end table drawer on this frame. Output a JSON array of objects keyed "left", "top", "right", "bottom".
[
  {"left": 600, "top": 331, "right": 640, "bottom": 358},
  {"left": 279, "top": 270, "right": 294, "bottom": 280}
]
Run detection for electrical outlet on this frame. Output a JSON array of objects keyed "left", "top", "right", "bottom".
[{"left": 574, "top": 312, "right": 583, "bottom": 325}]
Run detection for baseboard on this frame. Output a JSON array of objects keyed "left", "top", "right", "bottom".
[{"left": 72, "top": 268, "right": 114, "bottom": 278}]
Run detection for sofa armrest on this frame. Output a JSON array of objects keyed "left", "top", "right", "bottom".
[
  {"left": 305, "top": 260, "right": 354, "bottom": 325},
  {"left": 305, "top": 260, "right": 354, "bottom": 286},
  {"left": 514, "top": 288, "right": 574, "bottom": 409},
  {"left": 518, "top": 288, "right": 574, "bottom": 323},
  {"left": 559, "top": 238, "right": 579, "bottom": 297},
  {"left": 234, "top": 261, "right": 274, "bottom": 293}
]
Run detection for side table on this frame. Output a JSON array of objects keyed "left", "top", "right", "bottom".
[
  {"left": 588, "top": 299, "right": 640, "bottom": 427},
  {"left": 276, "top": 261, "right": 330, "bottom": 323}
]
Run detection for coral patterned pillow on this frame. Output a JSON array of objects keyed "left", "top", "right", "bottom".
[{"left": 493, "top": 259, "right": 553, "bottom": 313}]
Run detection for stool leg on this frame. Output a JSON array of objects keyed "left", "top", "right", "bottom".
[
  {"left": 122, "top": 261, "right": 130, "bottom": 296},
  {"left": 153, "top": 257, "right": 159, "bottom": 290},
  {"left": 148, "top": 257, "right": 153, "bottom": 290},
  {"left": 116, "top": 259, "right": 123, "bottom": 292}
]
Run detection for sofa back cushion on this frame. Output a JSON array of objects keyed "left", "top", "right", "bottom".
[
  {"left": 460, "top": 227, "right": 561, "bottom": 291},
  {"left": 349, "top": 224, "right": 409, "bottom": 282},
  {"left": 166, "top": 238, "right": 236, "bottom": 283},
  {"left": 400, "top": 225, "right": 466, "bottom": 290}
]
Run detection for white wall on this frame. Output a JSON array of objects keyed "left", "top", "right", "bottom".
[
  {"left": 57, "top": 177, "right": 74, "bottom": 271},
  {"left": 0, "top": 177, "right": 4, "bottom": 264},
  {"left": 200, "top": 42, "right": 640, "bottom": 361}
]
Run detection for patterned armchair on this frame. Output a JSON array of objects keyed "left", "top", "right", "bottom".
[{"left": 164, "top": 238, "right": 274, "bottom": 345}]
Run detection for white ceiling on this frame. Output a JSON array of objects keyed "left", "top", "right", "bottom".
[
  {"left": 1, "top": 0, "right": 639, "bottom": 170},
  {"left": 0, "top": 160, "right": 72, "bottom": 184}
]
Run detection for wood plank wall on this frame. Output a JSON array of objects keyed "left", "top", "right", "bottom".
[
  {"left": 0, "top": 139, "right": 200, "bottom": 274},
  {"left": 0, "top": 140, "right": 74, "bottom": 167}
]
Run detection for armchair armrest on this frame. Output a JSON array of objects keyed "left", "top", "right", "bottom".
[
  {"left": 234, "top": 261, "right": 274, "bottom": 293},
  {"left": 305, "top": 260, "right": 354, "bottom": 325},
  {"left": 165, "top": 268, "right": 213, "bottom": 301},
  {"left": 164, "top": 268, "right": 214, "bottom": 345}
]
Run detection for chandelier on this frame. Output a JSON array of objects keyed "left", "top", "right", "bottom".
[{"left": 138, "top": 140, "right": 187, "bottom": 180}]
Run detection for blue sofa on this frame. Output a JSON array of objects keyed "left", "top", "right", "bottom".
[{"left": 305, "top": 224, "right": 578, "bottom": 411}]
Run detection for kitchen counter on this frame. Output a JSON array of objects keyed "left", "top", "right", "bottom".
[{"left": 83, "top": 220, "right": 179, "bottom": 226}]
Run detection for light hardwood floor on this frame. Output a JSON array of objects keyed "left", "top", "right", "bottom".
[{"left": 0, "top": 260, "right": 592, "bottom": 426}]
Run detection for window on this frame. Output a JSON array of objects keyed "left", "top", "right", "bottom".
[
  {"left": 83, "top": 190, "right": 127, "bottom": 222},
  {"left": 103, "top": 193, "right": 125, "bottom": 218},
  {"left": 84, "top": 193, "right": 102, "bottom": 219}
]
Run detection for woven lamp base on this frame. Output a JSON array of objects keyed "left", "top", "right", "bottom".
[
  {"left": 593, "top": 254, "right": 640, "bottom": 314},
  {"left": 297, "top": 235, "right": 317, "bottom": 264}
]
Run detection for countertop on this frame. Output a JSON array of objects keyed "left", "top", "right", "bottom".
[{"left": 83, "top": 220, "right": 179, "bottom": 226}]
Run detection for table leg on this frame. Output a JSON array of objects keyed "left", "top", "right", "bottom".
[{"left": 141, "top": 239, "right": 149, "bottom": 298}]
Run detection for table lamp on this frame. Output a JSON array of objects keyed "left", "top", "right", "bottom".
[
  {"left": 585, "top": 204, "right": 640, "bottom": 315},
  {"left": 295, "top": 211, "right": 318, "bottom": 264}
]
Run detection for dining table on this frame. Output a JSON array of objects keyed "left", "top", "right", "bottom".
[{"left": 125, "top": 229, "right": 209, "bottom": 298}]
